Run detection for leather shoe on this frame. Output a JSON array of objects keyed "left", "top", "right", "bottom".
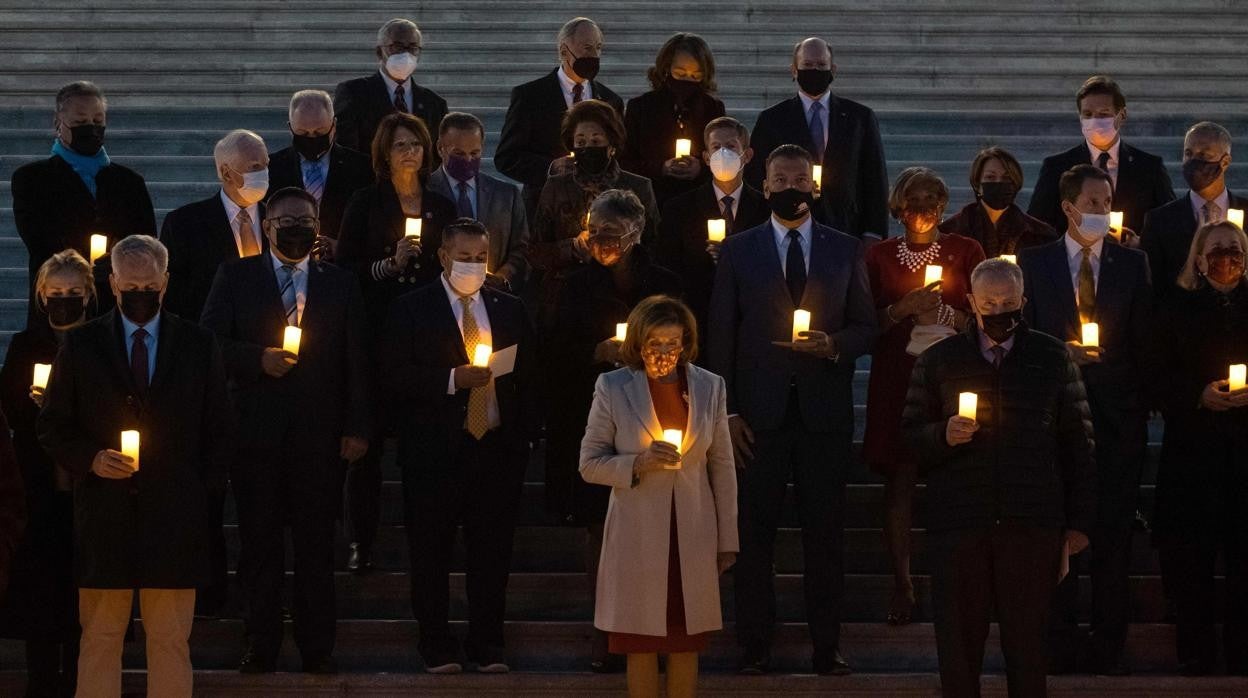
[
  {"left": 814, "top": 651, "right": 852, "bottom": 676},
  {"left": 347, "top": 543, "right": 372, "bottom": 574},
  {"left": 238, "top": 650, "right": 276, "bottom": 674},
  {"left": 302, "top": 656, "right": 338, "bottom": 674},
  {"left": 737, "top": 648, "right": 771, "bottom": 675}
]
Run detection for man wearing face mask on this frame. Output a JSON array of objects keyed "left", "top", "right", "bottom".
[
  {"left": 200, "top": 188, "right": 370, "bottom": 675},
  {"left": 744, "top": 38, "right": 889, "bottom": 240},
  {"left": 708, "top": 144, "right": 877, "bottom": 676},
  {"left": 1028, "top": 75, "right": 1175, "bottom": 238},
  {"left": 902, "top": 258, "right": 1095, "bottom": 698},
  {"left": 1018, "top": 164, "right": 1152, "bottom": 675},
  {"left": 429, "top": 112, "right": 530, "bottom": 291},
  {"left": 659, "top": 117, "right": 769, "bottom": 345},
  {"left": 333, "top": 19, "right": 446, "bottom": 163},
  {"left": 1141, "top": 121, "right": 1248, "bottom": 306},
  {"left": 495, "top": 17, "right": 624, "bottom": 220},
  {"left": 38, "top": 235, "right": 233, "bottom": 698},
  {"left": 13, "top": 81, "right": 156, "bottom": 325},
  {"left": 381, "top": 219, "right": 537, "bottom": 674},
  {"left": 268, "top": 90, "right": 372, "bottom": 254}
]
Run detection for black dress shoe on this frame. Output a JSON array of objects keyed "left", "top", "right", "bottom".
[
  {"left": 737, "top": 648, "right": 771, "bottom": 675},
  {"left": 302, "top": 656, "right": 338, "bottom": 674},
  {"left": 238, "top": 650, "right": 276, "bottom": 674},
  {"left": 1178, "top": 658, "right": 1215, "bottom": 676},
  {"left": 347, "top": 543, "right": 373, "bottom": 574},
  {"left": 814, "top": 651, "right": 852, "bottom": 676}
]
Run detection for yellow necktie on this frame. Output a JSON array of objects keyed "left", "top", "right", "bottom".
[{"left": 460, "top": 296, "right": 489, "bottom": 439}]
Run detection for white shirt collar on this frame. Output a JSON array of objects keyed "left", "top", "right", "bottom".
[
  {"left": 798, "top": 90, "right": 831, "bottom": 114},
  {"left": 557, "top": 65, "right": 588, "bottom": 94},
  {"left": 269, "top": 250, "right": 310, "bottom": 275},
  {"left": 1064, "top": 231, "right": 1105, "bottom": 261},
  {"left": 1086, "top": 139, "right": 1120, "bottom": 167},
  {"left": 1190, "top": 187, "right": 1230, "bottom": 215},
  {"left": 379, "top": 68, "right": 407, "bottom": 95},
  {"left": 219, "top": 189, "right": 258, "bottom": 227},
  {"left": 770, "top": 213, "right": 813, "bottom": 244},
  {"left": 712, "top": 180, "right": 743, "bottom": 202},
  {"left": 440, "top": 272, "right": 480, "bottom": 307}
]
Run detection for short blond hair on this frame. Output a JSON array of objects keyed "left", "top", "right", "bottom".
[
  {"left": 1177, "top": 221, "right": 1248, "bottom": 291},
  {"left": 35, "top": 248, "right": 94, "bottom": 300},
  {"left": 617, "top": 295, "right": 698, "bottom": 370}
]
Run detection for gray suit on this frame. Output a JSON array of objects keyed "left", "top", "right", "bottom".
[{"left": 429, "top": 168, "right": 530, "bottom": 289}]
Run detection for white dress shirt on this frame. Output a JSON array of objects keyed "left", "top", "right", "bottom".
[
  {"left": 441, "top": 274, "right": 500, "bottom": 430},
  {"left": 712, "top": 180, "right": 743, "bottom": 220},
  {"left": 798, "top": 90, "right": 831, "bottom": 153},
  {"left": 270, "top": 251, "right": 309, "bottom": 325},
  {"left": 220, "top": 190, "right": 263, "bottom": 257},
  {"left": 770, "top": 214, "right": 813, "bottom": 276},
  {"left": 1190, "top": 187, "right": 1231, "bottom": 225},
  {"left": 1086, "top": 139, "right": 1121, "bottom": 189},
  {"left": 379, "top": 68, "right": 412, "bottom": 112},
  {"left": 557, "top": 65, "right": 592, "bottom": 108},
  {"left": 1064, "top": 232, "right": 1104, "bottom": 303}
]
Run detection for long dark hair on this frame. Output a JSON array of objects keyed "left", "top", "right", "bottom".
[{"left": 646, "top": 33, "right": 717, "bottom": 93}]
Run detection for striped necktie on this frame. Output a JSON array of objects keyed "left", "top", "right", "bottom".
[
  {"left": 278, "top": 264, "right": 299, "bottom": 326},
  {"left": 303, "top": 159, "right": 325, "bottom": 203}
]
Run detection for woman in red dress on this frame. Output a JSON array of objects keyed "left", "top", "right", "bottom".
[{"left": 864, "top": 167, "right": 985, "bottom": 624}]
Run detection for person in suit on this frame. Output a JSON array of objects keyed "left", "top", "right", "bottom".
[
  {"left": 37, "top": 235, "right": 232, "bottom": 698},
  {"left": 336, "top": 113, "right": 457, "bottom": 573},
  {"left": 939, "top": 146, "right": 1058, "bottom": 258},
  {"left": 744, "top": 38, "right": 889, "bottom": 240},
  {"left": 380, "top": 219, "right": 537, "bottom": 674},
  {"left": 1019, "top": 164, "right": 1151, "bottom": 675},
  {"left": 902, "top": 258, "right": 1095, "bottom": 698},
  {"left": 12, "top": 81, "right": 156, "bottom": 323},
  {"left": 200, "top": 187, "right": 370, "bottom": 675},
  {"left": 620, "top": 33, "right": 725, "bottom": 206},
  {"left": 495, "top": 17, "right": 624, "bottom": 219},
  {"left": 658, "top": 116, "right": 769, "bottom": 342},
  {"left": 1028, "top": 75, "right": 1175, "bottom": 238},
  {"left": 580, "top": 295, "right": 737, "bottom": 698},
  {"left": 333, "top": 18, "right": 447, "bottom": 162},
  {"left": 429, "top": 111, "right": 530, "bottom": 291},
  {"left": 708, "top": 144, "right": 877, "bottom": 675},
  {"left": 268, "top": 89, "right": 373, "bottom": 256},
  {"left": 0, "top": 250, "right": 93, "bottom": 697},
  {"left": 1141, "top": 121, "right": 1247, "bottom": 306}
]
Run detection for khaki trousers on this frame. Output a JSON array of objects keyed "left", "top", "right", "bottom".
[{"left": 75, "top": 588, "right": 195, "bottom": 698}]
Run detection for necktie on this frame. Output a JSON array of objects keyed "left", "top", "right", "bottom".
[
  {"left": 460, "top": 296, "right": 489, "bottom": 440},
  {"left": 236, "top": 208, "right": 260, "bottom": 257},
  {"left": 809, "top": 102, "right": 825, "bottom": 163},
  {"left": 303, "top": 160, "right": 325, "bottom": 203},
  {"left": 785, "top": 229, "right": 807, "bottom": 307},
  {"left": 457, "top": 180, "right": 474, "bottom": 218},
  {"left": 1078, "top": 247, "right": 1096, "bottom": 324},
  {"left": 992, "top": 345, "right": 1006, "bottom": 369},
  {"left": 1203, "top": 200, "right": 1222, "bottom": 226},
  {"left": 1097, "top": 151, "right": 1111, "bottom": 172},
  {"left": 278, "top": 264, "right": 299, "bottom": 326},
  {"left": 721, "top": 195, "right": 736, "bottom": 233},
  {"left": 572, "top": 82, "right": 584, "bottom": 104},
  {"left": 130, "top": 328, "right": 149, "bottom": 393},
  {"left": 393, "top": 84, "right": 408, "bottom": 113}
]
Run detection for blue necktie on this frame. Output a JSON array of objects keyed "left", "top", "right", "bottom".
[
  {"left": 457, "top": 181, "right": 475, "bottom": 219},
  {"left": 809, "top": 101, "right": 825, "bottom": 163},
  {"left": 303, "top": 160, "right": 325, "bottom": 202},
  {"left": 279, "top": 264, "right": 298, "bottom": 325}
]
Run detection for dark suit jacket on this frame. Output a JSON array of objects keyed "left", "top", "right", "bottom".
[
  {"left": 707, "top": 219, "right": 877, "bottom": 432},
  {"left": 160, "top": 194, "right": 266, "bottom": 323},
  {"left": 620, "top": 88, "right": 724, "bottom": 205},
  {"left": 200, "top": 254, "right": 370, "bottom": 454},
  {"left": 37, "top": 310, "right": 232, "bottom": 588},
  {"left": 938, "top": 201, "right": 1058, "bottom": 259},
  {"left": 268, "top": 143, "right": 373, "bottom": 241},
  {"left": 1027, "top": 141, "right": 1176, "bottom": 237},
  {"left": 1140, "top": 189, "right": 1248, "bottom": 306},
  {"left": 494, "top": 69, "right": 624, "bottom": 213},
  {"left": 428, "top": 168, "right": 530, "bottom": 287},
  {"left": 332, "top": 72, "right": 447, "bottom": 158},
  {"left": 744, "top": 95, "right": 889, "bottom": 239}
]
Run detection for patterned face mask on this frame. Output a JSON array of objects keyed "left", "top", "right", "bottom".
[{"left": 641, "top": 345, "right": 681, "bottom": 379}]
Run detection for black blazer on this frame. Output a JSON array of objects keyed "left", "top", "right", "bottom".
[
  {"left": 200, "top": 254, "right": 371, "bottom": 453},
  {"left": 707, "top": 219, "right": 877, "bottom": 431},
  {"left": 744, "top": 94, "right": 889, "bottom": 239},
  {"left": 1027, "top": 141, "right": 1176, "bottom": 237},
  {"left": 332, "top": 73, "right": 447, "bottom": 158},
  {"left": 494, "top": 69, "right": 624, "bottom": 212},
  {"left": 37, "top": 310, "right": 232, "bottom": 588},
  {"left": 1140, "top": 189, "right": 1248, "bottom": 306},
  {"left": 381, "top": 282, "right": 538, "bottom": 458},
  {"left": 620, "top": 88, "right": 725, "bottom": 205},
  {"left": 159, "top": 194, "right": 266, "bottom": 323},
  {"left": 268, "top": 143, "right": 373, "bottom": 241}
]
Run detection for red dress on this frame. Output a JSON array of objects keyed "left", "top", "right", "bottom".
[
  {"left": 862, "top": 233, "right": 985, "bottom": 471},
  {"left": 609, "top": 369, "right": 710, "bottom": 654}
]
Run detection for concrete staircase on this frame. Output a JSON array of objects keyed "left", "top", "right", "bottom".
[{"left": 3, "top": 0, "right": 1248, "bottom": 693}]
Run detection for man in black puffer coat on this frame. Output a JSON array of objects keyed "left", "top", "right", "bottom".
[{"left": 902, "top": 257, "right": 1095, "bottom": 698}]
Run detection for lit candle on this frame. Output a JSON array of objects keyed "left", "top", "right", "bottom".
[
  {"left": 89, "top": 234, "right": 108, "bottom": 264},
  {"left": 282, "top": 326, "right": 302, "bottom": 357},
  {"left": 1081, "top": 322, "right": 1099, "bottom": 347},
  {"left": 614, "top": 323, "right": 628, "bottom": 342},
  {"left": 1231, "top": 364, "right": 1247, "bottom": 391},
  {"left": 706, "top": 219, "right": 726, "bottom": 243},
  {"left": 1000, "top": 254, "right": 1017, "bottom": 264},
  {"left": 674, "top": 138, "right": 692, "bottom": 158},
  {"left": 121, "top": 430, "right": 140, "bottom": 471},
  {"left": 812, "top": 165, "right": 823, "bottom": 186},
  {"left": 404, "top": 217, "right": 422, "bottom": 241},
  {"left": 1109, "top": 211, "right": 1124, "bottom": 234},
  {"left": 32, "top": 363, "right": 51, "bottom": 389},
  {"left": 1229, "top": 209, "right": 1245, "bottom": 229},
  {"left": 661, "top": 429, "right": 683, "bottom": 470},
  {"left": 958, "top": 392, "right": 978, "bottom": 421},
  {"left": 924, "top": 265, "right": 943, "bottom": 287},
  {"left": 792, "top": 309, "right": 811, "bottom": 343},
  {"left": 472, "top": 343, "right": 492, "bottom": 368}
]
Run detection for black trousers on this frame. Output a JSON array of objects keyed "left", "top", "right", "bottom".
[
  {"left": 196, "top": 485, "right": 229, "bottom": 614},
  {"left": 1157, "top": 535, "right": 1248, "bottom": 672},
  {"left": 234, "top": 437, "right": 341, "bottom": 661},
  {"left": 733, "top": 389, "right": 849, "bottom": 659},
  {"left": 344, "top": 437, "right": 385, "bottom": 552},
  {"left": 402, "top": 430, "right": 527, "bottom": 658},
  {"left": 930, "top": 523, "right": 1063, "bottom": 698}
]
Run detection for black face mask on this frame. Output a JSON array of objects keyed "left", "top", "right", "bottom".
[
  {"left": 573, "top": 146, "right": 611, "bottom": 176},
  {"left": 44, "top": 295, "right": 87, "bottom": 327},
  {"left": 571, "top": 55, "right": 601, "bottom": 81},
  {"left": 978, "top": 181, "right": 1018, "bottom": 210},
  {"left": 667, "top": 78, "right": 700, "bottom": 103},
  {"left": 1182, "top": 157, "right": 1223, "bottom": 192},
  {"left": 795, "top": 69, "right": 834, "bottom": 96},
  {"left": 119, "top": 290, "right": 161, "bottom": 325},
  {"left": 767, "top": 187, "right": 815, "bottom": 220},
  {"left": 275, "top": 225, "right": 317, "bottom": 260},
  {"left": 291, "top": 131, "right": 332, "bottom": 161},
  {"left": 979, "top": 309, "right": 1023, "bottom": 344},
  {"left": 67, "top": 124, "right": 106, "bottom": 156}
]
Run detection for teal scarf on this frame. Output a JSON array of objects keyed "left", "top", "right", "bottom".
[{"left": 51, "top": 139, "right": 110, "bottom": 198}]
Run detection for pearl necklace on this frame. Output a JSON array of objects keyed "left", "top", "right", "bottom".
[{"left": 896, "top": 237, "right": 942, "bottom": 272}]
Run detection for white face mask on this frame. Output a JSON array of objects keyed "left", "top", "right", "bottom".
[
  {"left": 708, "top": 147, "right": 743, "bottom": 182},
  {"left": 233, "top": 167, "right": 269, "bottom": 206},
  {"left": 1076, "top": 211, "right": 1111, "bottom": 240},
  {"left": 448, "top": 260, "right": 487, "bottom": 296},
  {"left": 385, "top": 52, "right": 419, "bottom": 81},
  {"left": 1080, "top": 117, "right": 1118, "bottom": 147}
]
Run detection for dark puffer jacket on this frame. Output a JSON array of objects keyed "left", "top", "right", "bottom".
[{"left": 901, "top": 324, "right": 1096, "bottom": 533}]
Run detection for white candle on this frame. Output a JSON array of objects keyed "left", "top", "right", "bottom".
[
  {"left": 89, "top": 234, "right": 108, "bottom": 264},
  {"left": 706, "top": 219, "right": 726, "bottom": 243},
  {"left": 674, "top": 138, "right": 692, "bottom": 158},
  {"left": 1000, "top": 254, "right": 1017, "bottom": 264},
  {"left": 32, "top": 363, "right": 51, "bottom": 389},
  {"left": 812, "top": 165, "right": 823, "bottom": 187},
  {"left": 1109, "top": 211, "right": 1124, "bottom": 234},
  {"left": 792, "top": 309, "right": 811, "bottom": 343},
  {"left": 282, "top": 326, "right": 302, "bottom": 356},
  {"left": 1231, "top": 364, "right": 1247, "bottom": 391},
  {"left": 614, "top": 323, "right": 628, "bottom": 342},
  {"left": 121, "top": 430, "right": 140, "bottom": 471},
  {"left": 1229, "top": 209, "right": 1245, "bottom": 229},
  {"left": 404, "top": 217, "right": 422, "bottom": 241},
  {"left": 472, "top": 343, "right": 492, "bottom": 368},
  {"left": 661, "top": 429, "right": 683, "bottom": 470},
  {"left": 924, "top": 264, "right": 943, "bottom": 287},
  {"left": 958, "top": 392, "right": 978, "bottom": 421},
  {"left": 1081, "top": 322, "right": 1099, "bottom": 348}
]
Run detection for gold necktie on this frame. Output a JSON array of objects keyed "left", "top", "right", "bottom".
[
  {"left": 236, "top": 208, "right": 260, "bottom": 257},
  {"left": 460, "top": 296, "right": 489, "bottom": 440},
  {"left": 1078, "top": 247, "right": 1096, "bottom": 324}
]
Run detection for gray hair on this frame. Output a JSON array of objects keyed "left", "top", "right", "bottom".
[
  {"left": 970, "top": 257, "right": 1024, "bottom": 292},
  {"left": 557, "top": 17, "right": 600, "bottom": 51},
  {"left": 377, "top": 18, "right": 420, "bottom": 46},
  {"left": 589, "top": 189, "right": 646, "bottom": 233},
  {"left": 213, "top": 129, "right": 266, "bottom": 169},
  {"left": 288, "top": 89, "right": 333, "bottom": 120},
  {"left": 110, "top": 235, "right": 168, "bottom": 275},
  {"left": 1185, "top": 121, "right": 1232, "bottom": 155},
  {"left": 55, "top": 80, "right": 106, "bottom": 113}
]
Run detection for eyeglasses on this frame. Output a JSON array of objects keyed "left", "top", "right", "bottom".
[
  {"left": 587, "top": 234, "right": 632, "bottom": 251},
  {"left": 267, "top": 216, "right": 318, "bottom": 227},
  {"left": 384, "top": 43, "right": 422, "bottom": 55}
]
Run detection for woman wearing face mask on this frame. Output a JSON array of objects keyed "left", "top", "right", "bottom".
[
  {"left": 546, "top": 190, "right": 682, "bottom": 671},
  {"left": 1148, "top": 220, "right": 1248, "bottom": 676},
  {"left": 0, "top": 249, "right": 95, "bottom": 696},
  {"left": 580, "top": 295, "right": 736, "bottom": 698},
  {"left": 939, "top": 147, "right": 1058, "bottom": 259},
  {"left": 865, "top": 167, "right": 984, "bottom": 625},
  {"left": 619, "top": 33, "right": 725, "bottom": 207},
  {"left": 531, "top": 100, "right": 661, "bottom": 332}
]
